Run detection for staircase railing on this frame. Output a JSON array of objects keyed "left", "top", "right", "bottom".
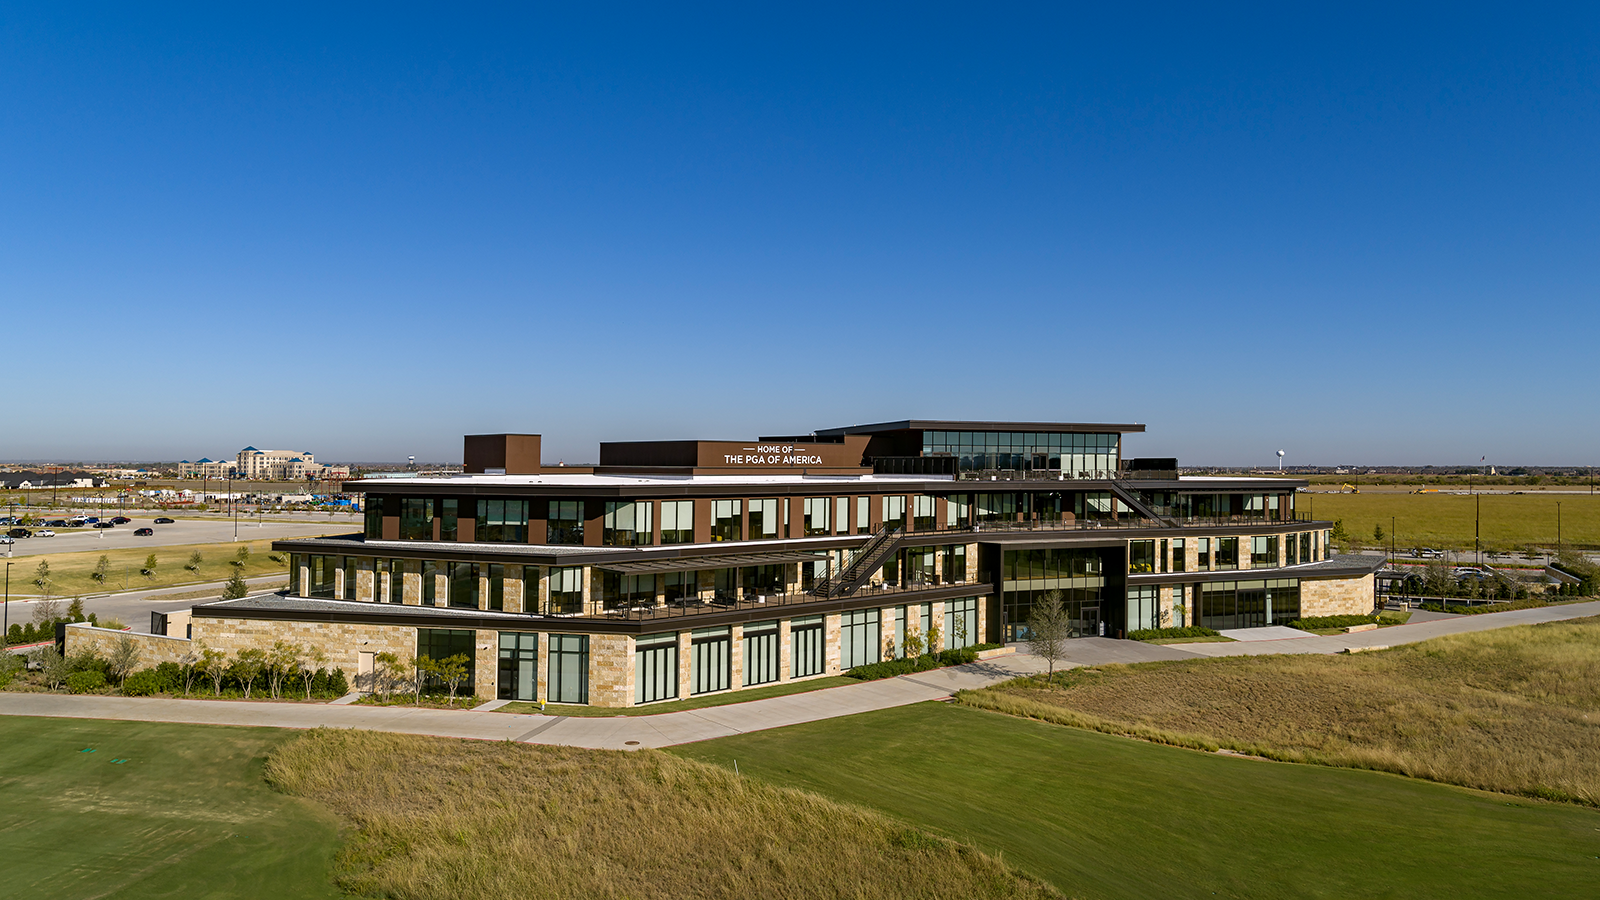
[{"left": 809, "top": 524, "right": 904, "bottom": 598}]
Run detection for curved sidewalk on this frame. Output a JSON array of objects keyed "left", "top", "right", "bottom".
[{"left": 2, "top": 600, "right": 1594, "bottom": 749}]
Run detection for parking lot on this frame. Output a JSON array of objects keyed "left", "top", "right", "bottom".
[{"left": 0, "top": 516, "right": 349, "bottom": 558}]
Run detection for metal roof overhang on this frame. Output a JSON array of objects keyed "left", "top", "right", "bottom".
[{"left": 595, "top": 550, "right": 829, "bottom": 574}]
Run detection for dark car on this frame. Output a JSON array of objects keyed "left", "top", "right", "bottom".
[
  {"left": 6, "top": 528, "right": 31, "bottom": 538},
  {"left": 134, "top": 527, "right": 154, "bottom": 536},
  {"left": 45, "top": 519, "right": 68, "bottom": 527},
  {"left": 153, "top": 517, "right": 175, "bottom": 524},
  {"left": 93, "top": 521, "right": 115, "bottom": 529},
  {"left": 110, "top": 516, "right": 132, "bottom": 524}
]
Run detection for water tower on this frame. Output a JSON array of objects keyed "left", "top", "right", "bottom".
[{"left": 1276, "top": 449, "right": 1285, "bottom": 471}]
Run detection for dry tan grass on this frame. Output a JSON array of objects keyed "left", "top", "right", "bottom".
[
  {"left": 266, "top": 729, "right": 1059, "bottom": 900},
  {"left": 958, "top": 616, "right": 1600, "bottom": 805}
]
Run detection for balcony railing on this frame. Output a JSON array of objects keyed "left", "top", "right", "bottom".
[{"left": 595, "top": 579, "right": 980, "bottom": 621}]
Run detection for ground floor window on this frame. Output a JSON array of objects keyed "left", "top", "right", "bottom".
[
  {"left": 548, "top": 634, "right": 588, "bottom": 704},
  {"left": 418, "top": 628, "right": 475, "bottom": 694},
  {"left": 497, "top": 632, "right": 538, "bottom": 701},
  {"left": 1198, "top": 579, "right": 1300, "bottom": 630},
  {"left": 691, "top": 626, "right": 731, "bottom": 695},
  {"left": 840, "top": 608, "right": 881, "bottom": 670},
  {"left": 1126, "top": 586, "right": 1159, "bottom": 632},
  {"left": 1003, "top": 588, "right": 1103, "bottom": 642},
  {"left": 743, "top": 621, "right": 779, "bottom": 686},
  {"left": 791, "top": 615, "right": 824, "bottom": 677},
  {"left": 944, "top": 597, "right": 979, "bottom": 648},
  {"left": 635, "top": 633, "right": 678, "bottom": 704}
]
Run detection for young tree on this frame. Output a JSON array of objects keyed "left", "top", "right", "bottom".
[
  {"left": 200, "top": 647, "right": 229, "bottom": 695},
  {"left": 31, "top": 597, "right": 61, "bottom": 627},
  {"left": 221, "top": 569, "right": 249, "bottom": 600},
  {"left": 266, "top": 640, "right": 299, "bottom": 699},
  {"left": 1026, "top": 590, "right": 1072, "bottom": 681},
  {"left": 882, "top": 635, "right": 898, "bottom": 661},
  {"left": 1423, "top": 559, "right": 1454, "bottom": 597},
  {"left": 434, "top": 653, "right": 471, "bottom": 706},
  {"left": 30, "top": 646, "right": 71, "bottom": 690},
  {"left": 412, "top": 655, "right": 437, "bottom": 704},
  {"left": 232, "top": 545, "right": 251, "bottom": 568},
  {"left": 66, "top": 596, "right": 85, "bottom": 622},
  {"left": 186, "top": 550, "right": 204, "bottom": 573},
  {"left": 142, "top": 553, "right": 158, "bottom": 579},
  {"left": 108, "top": 635, "right": 142, "bottom": 685},
  {"left": 927, "top": 622, "right": 943, "bottom": 655},
  {"left": 34, "top": 560, "right": 52, "bottom": 596},
  {"left": 178, "top": 643, "right": 203, "bottom": 696},
  {"left": 299, "top": 645, "right": 327, "bottom": 700},
  {"left": 1373, "top": 523, "right": 1386, "bottom": 542},
  {"left": 233, "top": 648, "right": 267, "bottom": 699},
  {"left": 902, "top": 626, "right": 924, "bottom": 659},
  {"left": 91, "top": 555, "right": 110, "bottom": 584}
]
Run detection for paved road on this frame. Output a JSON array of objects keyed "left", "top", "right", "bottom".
[
  {"left": 2, "top": 574, "right": 290, "bottom": 636},
  {"left": 1, "top": 517, "right": 347, "bottom": 559},
  {"left": 5, "top": 600, "right": 1594, "bottom": 749}
]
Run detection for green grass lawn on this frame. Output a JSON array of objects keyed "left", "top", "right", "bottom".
[
  {"left": 496, "top": 675, "right": 858, "bottom": 716},
  {"left": 0, "top": 717, "right": 342, "bottom": 900},
  {"left": 672, "top": 703, "right": 1600, "bottom": 900},
  {"left": 3, "top": 537, "right": 298, "bottom": 599}
]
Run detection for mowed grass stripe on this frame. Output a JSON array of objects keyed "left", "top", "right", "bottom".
[
  {"left": 672, "top": 703, "right": 1600, "bottom": 900},
  {"left": 0, "top": 717, "right": 341, "bottom": 900},
  {"left": 1307, "top": 491, "right": 1600, "bottom": 551}
]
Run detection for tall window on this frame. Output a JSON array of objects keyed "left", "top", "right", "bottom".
[
  {"left": 488, "top": 564, "right": 507, "bottom": 611},
  {"left": 603, "top": 501, "right": 653, "bottom": 546},
  {"left": 942, "top": 545, "right": 967, "bottom": 583},
  {"left": 840, "top": 609, "right": 881, "bottom": 670},
  {"left": 417, "top": 629, "right": 475, "bottom": 694},
  {"left": 803, "top": 498, "right": 831, "bottom": 536},
  {"left": 1300, "top": 532, "right": 1312, "bottom": 563},
  {"left": 882, "top": 495, "right": 906, "bottom": 530},
  {"left": 422, "top": 559, "right": 439, "bottom": 604},
  {"left": 1171, "top": 539, "right": 1186, "bottom": 573},
  {"left": 440, "top": 499, "right": 458, "bottom": 541},
  {"left": 477, "top": 499, "right": 528, "bottom": 543},
  {"left": 548, "top": 566, "right": 583, "bottom": 614},
  {"left": 341, "top": 557, "right": 357, "bottom": 600},
  {"left": 660, "top": 500, "right": 694, "bottom": 544},
  {"left": 1251, "top": 535, "right": 1276, "bottom": 567},
  {"left": 945, "top": 597, "right": 978, "bottom": 648},
  {"left": 711, "top": 499, "right": 742, "bottom": 541},
  {"left": 856, "top": 497, "right": 870, "bottom": 534},
  {"left": 309, "top": 555, "right": 336, "bottom": 598},
  {"left": 547, "top": 634, "right": 588, "bottom": 704},
  {"left": 635, "top": 634, "right": 678, "bottom": 704},
  {"left": 400, "top": 498, "right": 432, "bottom": 540},
  {"left": 449, "top": 561, "right": 478, "bottom": 608},
  {"left": 547, "top": 501, "right": 583, "bottom": 545},
  {"left": 1216, "top": 537, "right": 1239, "bottom": 570},
  {"left": 836, "top": 497, "right": 849, "bottom": 535},
  {"left": 913, "top": 495, "right": 936, "bottom": 531},
  {"left": 748, "top": 498, "right": 777, "bottom": 539},
  {"left": 1127, "top": 586, "right": 1159, "bottom": 632},
  {"left": 497, "top": 632, "right": 538, "bottom": 702},
  {"left": 364, "top": 495, "right": 384, "bottom": 538},
  {"left": 743, "top": 621, "right": 780, "bottom": 686},
  {"left": 691, "top": 627, "right": 731, "bottom": 695},
  {"left": 946, "top": 496, "right": 970, "bottom": 529},
  {"left": 906, "top": 547, "right": 936, "bottom": 586},
  {"left": 1129, "top": 540, "right": 1156, "bottom": 573},
  {"left": 1198, "top": 538, "right": 1211, "bottom": 571},
  {"left": 791, "top": 615, "right": 825, "bottom": 677}
]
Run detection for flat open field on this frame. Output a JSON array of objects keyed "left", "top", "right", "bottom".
[
  {"left": 1304, "top": 490, "right": 1600, "bottom": 551},
  {"left": 268, "top": 728, "right": 1052, "bottom": 900},
  {"left": 674, "top": 703, "right": 1600, "bottom": 900},
  {"left": 958, "top": 616, "right": 1600, "bottom": 805},
  {"left": 4, "top": 537, "right": 295, "bottom": 599},
  {"left": 0, "top": 717, "right": 341, "bottom": 900}
]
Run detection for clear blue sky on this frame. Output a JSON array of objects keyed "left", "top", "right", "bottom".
[{"left": 4, "top": 4, "right": 1596, "bottom": 466}]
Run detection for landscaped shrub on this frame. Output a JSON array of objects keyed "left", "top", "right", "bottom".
[
  {"left": 1287, "top": 615, "right": 1381, "bottom": 631},
  {"left": 1420, "top": 597, "right": 1551, "bottom": 616},
  {"left": 937, "top": 647, "right": 978, "bottom": 666},
  {"left": 66, "top": 651, "right": 111, "bottom": 681},
  {"left": 968, "top": 643, "right": 1004, "bottom": 652},
  {"left": 846, "top": 655, "right": 942, "bottom": 680},
  {"left": 1129, "top": 626, "right": 1220, "bottom": 642},
  {"left": 152, "top": 661, "right": 184, "bottom": 693},
  {"left": 121, "top": 668, "right": 163, "bottom": 696},
  {"left": 66, "top": 669, "right": 107, "bottom": 694}
]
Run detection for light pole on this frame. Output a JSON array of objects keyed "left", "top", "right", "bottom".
[
  {"left": 3, "top": 561, "right": 10, "bottom": 645},
  {"left": 1556, "top": 501, "right": 1562, "bottom": 559},
  {"left": 228, "top": 472, "right": 237, "bottom": 542}
]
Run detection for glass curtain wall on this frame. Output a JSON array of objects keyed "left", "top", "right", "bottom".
[
  {"left": 603, "top": 501, "right": 653, "bottom": 546},
  {"left": 400, "top": 498, "right": 432, "bottom": 540},
  {"left": 497, "top": 632, "right": 538, "bottom": 701},
  {"left": 635, "top": 634, "right": 678, "bottom": 704},
  {"left": 477, "top": 500, "right": 528, "bottom": 543},
  {"left": 748, "top": 499, "right": 778, "bottom": 540},
  {"left": 944, "top": 597, "right": 978, "bottom": 648},
  {"left": 1000, "top": 547, "right": 1106, "bottom": 641},
  {"left": 548, "top": 567, "right": 583, "bottom": 614},
  {"left": 690, "top": 627, "right": 731, "bottom": 694},
  {"left": 660, "top": 500, "right": 693, "bottom": 544},
  {"left": 743, "top": 621, "right": 780, "bottom": 686},
  {"left": 547, "top": 634, "right": 588, "bottom": 704},
  {"left": 711, "top": 500, "right": 742, "bottom": 541},
  {"left": 547, "top": 501, "right": 583, "bottom": 545},
  {"left": 921, "top": 430, "right": 1120, "bottom": 476},
  {"left": 803, "top": 498, "right": 831, "bottom": 536},
  {"left": 840, "top": 609, "right": 881, "bottom": 669},
  {"left": 791, "top": 615, "right": 825, "bottom": 677}
]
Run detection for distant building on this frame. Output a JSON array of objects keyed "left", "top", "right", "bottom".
[{"left": 178, "top": 458, "right": 237, "bottom": 479}]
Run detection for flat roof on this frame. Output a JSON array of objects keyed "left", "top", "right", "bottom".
[{"left": 812, "top": 419, "right": 1146, "bottom": 436}]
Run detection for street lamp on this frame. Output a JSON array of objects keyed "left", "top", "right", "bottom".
[{"left": 3, "top": 561, "right": 10, "bottom": 645}]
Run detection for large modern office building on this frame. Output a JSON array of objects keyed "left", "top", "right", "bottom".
[{"left": 158, "top": 419, "right": 1380, "bottom": 708}]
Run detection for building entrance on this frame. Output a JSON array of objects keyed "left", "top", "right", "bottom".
[{"left": 498, "top": 633, "right": 538, "bottom": 701}]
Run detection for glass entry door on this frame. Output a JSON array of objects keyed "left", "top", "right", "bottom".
[{"left": 497, "top": 632, "right": 538, "bottom": 701}]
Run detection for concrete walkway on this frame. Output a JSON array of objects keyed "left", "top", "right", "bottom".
[{"left": 2, "top": 600, "right": 1595, "bottom": 749}]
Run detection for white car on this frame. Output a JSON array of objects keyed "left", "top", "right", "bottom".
[
  {"left": 35, "top": 529, "right": 56, "bottom": 537},
  {"left": 0, "top": 536, "right": 12, "bottom": 545}
]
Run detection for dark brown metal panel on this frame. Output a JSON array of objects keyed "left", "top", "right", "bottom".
[
  {"left": 694, "top": 497, "right": 711, "bottom": 544},
  {"left": 464, "top": 434, "right": 542, "bottom": 475},
  {"left": 457, "top": 511, "right": 475, "bottom": 543},
  {"left": 381, "top": 515, "right": 398, "bottom": 541},
  {"left": 583, "top": 499, "right": 603, "bottom": 547}
]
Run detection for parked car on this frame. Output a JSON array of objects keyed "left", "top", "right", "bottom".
[
  {"left": 82, "top": 517, "right": 99, "bottom": 524},
  {"left": 35, "top": 529, "right": 56, "bottom": 537},
  {"left": 45, "top": 519, "right": 68, "bottom": 527},
  {"left": 110, "top": 516, "right": 132, "bottom": 524},
  {"left": 153, "top": 517, "right": 175, "bottom": 524},
  {"left": 92, "top": 521, "right": 115, "bottom": 529},
  {"left": 6, "top": 528, "right": 31, "bottom": 539},
  {"left": 134, "top": 527, "right": 154, "bottom": 536},
  {"left": 1413, "top": 548, "right": 1445, "bottom": 559},
  {"left": 0, "top": 536, "right": 12, "bottom": 545}
]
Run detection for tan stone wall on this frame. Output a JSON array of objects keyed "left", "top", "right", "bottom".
[
  {"left": 588, "top": 633, "right": 633, "bottom": 708},
  {"left": 474, "top": 629, "right": 497, "bottom": 700},
  {"left": 63, "top": 625, "right": 195, "bottom": 668},
  {"left": 1301, "top": 574, "right": 1375, "bottom": 617},
  {"left": 777, "top": 619, "right": 792, "bottom": 682},
  {"left": 824, "top": 613, "right": 841, "bottom": 674},
  {"left": 190, "top": 616, "right": 414, "bottom": 677}
]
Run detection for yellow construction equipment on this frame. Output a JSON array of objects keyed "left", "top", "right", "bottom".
[{"left": 1340, "top": 483, "right": 1359, "bottom": 493}]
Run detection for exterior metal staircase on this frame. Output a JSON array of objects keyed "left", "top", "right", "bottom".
[{"left": 809, "top": 524, "right": 905, "bottom": 598}]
